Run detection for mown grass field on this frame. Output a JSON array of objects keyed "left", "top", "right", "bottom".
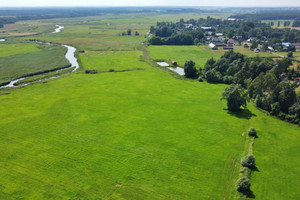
[
  {"left": 80, "top": 51, "right": 149, "bottom": 71},
  {"left": 0, "top": 13, "right": 299, "bottom": 200},
  {"left": 148, "top": 45, "right": 277, "bottom": 69},
  {"left": 0, "top": 52, "right": 250, "bottom": 199},
  {"left": 0, "top": 43, "right": 70, "bottom": 84}
]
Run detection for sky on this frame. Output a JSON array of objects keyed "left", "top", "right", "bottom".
[{"left": 1, "top": 0, "right": 300, "bottom": 7}]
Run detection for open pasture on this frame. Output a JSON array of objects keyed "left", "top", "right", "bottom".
[
  {"left": 0, "top": 43, "right": 69, "bottom": 84},
  {"left": 148, "top": 45, "right": 277, "bottom": 69},
  {"left": 0, "top": 12, "right": 299, "bottom": 200}
]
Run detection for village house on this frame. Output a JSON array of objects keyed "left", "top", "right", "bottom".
[
  {"left": 184, "top": 24, "right": 193, "bottom": 28},
  {"left": 282, "top": 42, "right": 291, "bottom": 47},
  {"left": 227, "top": 38, "right": 239, "bottom": 46},
  {"left": 247, "top": 37, "right": 256, "bottom": 42},
  {"left": 209, "top": 43, "right": 218, "bottom": 50},
  {"left": 201, "top": 26, "right": 213, "bottom": 31},
  {"left": 211, "top": 42, "right": 226, "bottom": 47},
  {"left": 254, "top": 48, "right": 260, "bottom": 53}
]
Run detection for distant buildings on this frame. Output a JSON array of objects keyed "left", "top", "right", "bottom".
[
  {"left": 227, "top": 38, "right": 239, "bottom": 46},
  {"left": 209, "top": 43, "right": 218, "bottom": 50},
  {"left": 227, "top": 18, "right": 237, "bottom": 21},
  {"left": 268, "top": 46, "right": 275, "bottom": 52},
  {"left": 282, "top": 42, "right": 291, "bottom": 47}
]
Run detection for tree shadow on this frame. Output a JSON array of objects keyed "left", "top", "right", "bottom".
[
  {"left": 226, "top": 109, "right": 257, "bottom": 120},
  {"left": 246, "top": 190, "right": 256, "bottom": 199},
  {"left": 251, "top": 165, "right": 260, "bottom": 172}
]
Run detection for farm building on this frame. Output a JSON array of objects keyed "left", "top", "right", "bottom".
[
  {"left": 282, "top": 42, "right": 291, "bottom": 47},
  {"left": 209, "top": 43, "right": 218, "bottom": 50},
  {"left": 247, "top": 37, "right": 256, "bottom": 42},
  {"left": 268, "top": 46, "right": 275, "bottom": 52},
  {"left": 212, "top": 42, "right": 226, "bottom": 47},
  {"left": 227, "top": 38, "right": 239, "bottom": 46},
  {"left": 254, "top": 48, "right": 260, "bottom": 53}
]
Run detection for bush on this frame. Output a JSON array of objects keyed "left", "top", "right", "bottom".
[
  {"left": 248, "top": 128, "right": 257, "bottom": 137},
  {"left": 184, "top": 60, "right": 197, "bottom": 79},
  {"left": 241, "top": 155, "right": 255, "bottom": 168},
  {"left": 109, "top": 69, "right": 115, "bottom": 72},
  {"left": 85, "top": 69, "right": 98, "bottom": 74},
  {"left": 236, "top": 177, "right": 251, "bottom": 193}
]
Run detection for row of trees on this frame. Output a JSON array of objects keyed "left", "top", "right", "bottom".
[
  {"left": 120, "top": 29, "right": 139, "bottom": 36},
  {"left": 230, "top": 10, "right": 300, "bottom": 20},
  {"left": 182, "top": 51, "right": 300, "bottom": 124}
]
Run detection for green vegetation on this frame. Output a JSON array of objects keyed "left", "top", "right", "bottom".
[
  {"left": 221, "top": 84, "right": 247, "bottom": 111},
  {"left": 14, "top": 67, "right": 75, "bottom": 86},
  {"left": 236, "top": 177, "right": 251, "bottom": 194},
  {"left": 184, "top": 60, "right": 197, "bottom": 78},
  {"left": 0, "top": 43, "right": 69, "bottom": 85},
  {"left": 0, "top": 11, "right": 299, "bottom": 200},
  {"left": 0, "top": 42, "right": 41, "bottom": 58},
  {"left": 80, "top": 51, "right": 149, "bottom": 71},
  {"left": 241, "top": 155, "right": 256, "bottom": 169},
  {"left": 248, "top": 127, "right": 257, "bottom": 137}
]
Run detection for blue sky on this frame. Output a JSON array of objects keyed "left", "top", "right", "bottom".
[{"left": 1, "top": 0, "right": 300, "bottom": 7}]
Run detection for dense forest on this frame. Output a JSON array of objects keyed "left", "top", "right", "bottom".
[
  {"left": 148, "top": 17, "right": 300, "bottom": 45},
  {"left": 201, "top": 51, "right": 300, "bottom": 125},
  {"left": 230, "top": 10, "right": 300, "bottom": 21}
]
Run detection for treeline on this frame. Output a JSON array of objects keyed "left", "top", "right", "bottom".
[
  {"left": 0, "top": 17, "right": 16, "bottom": 28},
  {"left": 148, "top": 17, "right": 300, "bottom": 45},
  {"left": 202, "top": 51, "right": 300, "bottom": 125},
  {"left": 293, "top": 20, "right": 300, "bottom": 27},
  {"left": 230, "top": 10, "right": 300, "bottom": 20},
  {"left": 0, "top": 7, "right": 205, "bottom": 29}
]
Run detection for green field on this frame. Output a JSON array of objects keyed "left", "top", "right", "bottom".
[
  {"left": 0, "top": 43, "right": 70, "bottom": 85},
  {"left": 80, "top": 51, "right": 149, "bottom": 71},
  {"left": 0, "top": 13, "right": 299, "bottom": 200},
  {"left": 148, "top": 45, "right": 277, "bottom": 69}
]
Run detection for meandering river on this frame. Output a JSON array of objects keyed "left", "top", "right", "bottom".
[{"left": 0, "top": 25, "right": 79, "bottom": 89}]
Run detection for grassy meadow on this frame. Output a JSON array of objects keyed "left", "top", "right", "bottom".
[
  {"left": 148, "top": 45, "right": 277, "bottom": 69},
  {"left": 0, "top": 12, "right": 299, "bottom": 200},
  {"left": 0, "top": 42, "right": 69, "bottom": 85}
]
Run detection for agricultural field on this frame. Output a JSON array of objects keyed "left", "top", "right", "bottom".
[
  {"left": 80, "top": 51, "right": 149, "bottom": 71},
  {"left": 0, "top": 42, "right": 70, "bottom": 85},
  {"left": 148, "top": 45, "right": 277, "bottom": 69},
  {"left": 0, "top": 21, "right": 54, "bottom": 37},
  {"left": 0, "top": 12, "right": 299, "bottom": 200}
]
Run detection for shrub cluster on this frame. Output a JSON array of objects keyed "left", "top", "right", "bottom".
[
  {"left": 85, "top": 69, "right": 98, "bottom": 74},
  {"left": 236, "top": 177, "right": 251, "bottom": 193},
  {"left": 248, "top": 128, "right": 257, "bottom": 137},
  {"left": 241, "top": 155, "right": 255, "bottom": 169}
]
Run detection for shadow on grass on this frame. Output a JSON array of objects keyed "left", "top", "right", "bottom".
[
  {"left": 226, "top": 109, "right": 257, "bottom": 120},
  {"left": 251, "top": 165, "right": 260, "bottom": 172},
  {"left": 246, "top": 190, "right": 256, "bottom": 199}
]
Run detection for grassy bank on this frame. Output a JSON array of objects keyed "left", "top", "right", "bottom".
[{"left": 0, "top": 43, "right": 70, "bottom": 85}]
